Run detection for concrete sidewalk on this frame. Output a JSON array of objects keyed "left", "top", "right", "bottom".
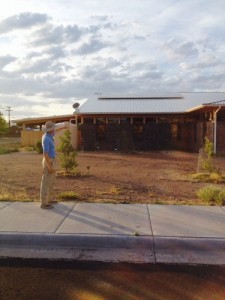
[{"left": 0, "top": 202, "right": 224, "bottom": 265}]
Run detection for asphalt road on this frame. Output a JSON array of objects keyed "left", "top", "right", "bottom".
[{"left": 0, "top": 260, "right": 225, "bottom": 300}]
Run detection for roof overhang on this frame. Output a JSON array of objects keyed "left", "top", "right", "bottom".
[
  {"left": 186, "top": 104, "right": 225, "bottom": 113},
  {"left": 14, "top": 114, "right": 74, "bottom": 126}
]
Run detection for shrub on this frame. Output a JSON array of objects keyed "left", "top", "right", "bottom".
[
  {"left": 191, "top": 172, "right": 224, "bottom": 183},
  {"left": 58, "top": 191, "right": 80, "bottom": 200},
  {"left": 197, "top": 186, "right": 225, "bottom": 205},
  {"left": 191, "top": 173, "right": 210, "bottom": 182},
  {"left": 35, "top": 141, "right": 43, "bottom": 154},
  {"left": 209, "top": 172, "right": 223, "bottom": 183},
  {"left": 57, "top": 130, "right": 78, "bottom": 173},
  {"left": 201, "top": 137, "right": 216, "bottom": 173},
  {"left": 0, "top": 146, "right": 19, "bottom": 155}
]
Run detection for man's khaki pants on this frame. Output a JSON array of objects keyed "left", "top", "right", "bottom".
[{"left": 40, "top": 158, "right": 56, "bottom": 206}]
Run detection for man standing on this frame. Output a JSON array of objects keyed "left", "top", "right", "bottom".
[{"left": 40, "top": 121, "right": 68, "bottom": 209}]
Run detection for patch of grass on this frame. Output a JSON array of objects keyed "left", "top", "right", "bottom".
[
  {"left": 152, "top": 199, "right": 165, "bottom": 204},
  {"left": 0, "top": 186, "right": 31, "bottom": 202},
  {"left": 191, "top": 173, "right": 210, "bottom": 181},
  {"left": 209, "top": 172, "right": 223, "bottom": 183},
  {"left": 0, "top": 146, "right": 19, "bottom": 155},
  {"left": 190, "top": 172, "right": 225, "bottom": 183},
  {"left": 109, "top": 186, "right": 122, "bottom": 195},
  {"left": 197, "top": 185, "right": 225, "bottom": 206},
  {"left": 58, "top": 191, "right": 80, "bottom": 200},
  {"left": 96, "top": 186, "right": 122, "bottom": 196},
  {"left": 0, "top": 140, "right": 20, "bottom": 155},
  {"left": 24, "top": 146, "right": 36, "bottom": 152},
  {"left": 56, "top": 171, "right": 82, "bottom": 178}
]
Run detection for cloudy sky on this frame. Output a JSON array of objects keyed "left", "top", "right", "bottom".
[{"left": 0, "top": 0, "right": 225, "bottom": 120}]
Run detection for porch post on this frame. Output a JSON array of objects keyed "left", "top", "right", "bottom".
[{"left": 213, "top": 106, "right": 221, "bottom": 154}]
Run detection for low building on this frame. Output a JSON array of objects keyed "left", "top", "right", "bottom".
[{"left": 15, "top": 92, "right": 225, "bottom": 154}]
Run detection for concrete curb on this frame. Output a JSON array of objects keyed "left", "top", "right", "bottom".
[
  {"left": 154, "top": 237, "right": 225, "bottom": 265},
  {"left": 0, "top": 233, "right": 153, "bottom": 249},
  {"left": 0, "top": 233, "right": 155, "bottom": 263},
  {"left": 1, "top": 233, "right": 225, "bottom": 265}
]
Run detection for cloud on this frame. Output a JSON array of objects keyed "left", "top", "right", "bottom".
[
  {"left": 30, "top": 25, "right": 65, "bottom": 46},
  {"left": 76, "top": 38, "right": 110, "bottom": 55},
  {"left": 30, "top": 24, "right": 84, "bottom": 47},
  {"left": 180, "top": 53, "right": 222, "bottom": 71},
  {"left": 20, "top": 58, "right": 53, "bottom": 74},
  {"left": 163, "top": 39, "right": 199, "bottom": 60},
  {"left": 139, "top": 70, "right": 163, "bottom": 80},
  {"left": 90, "top": 15, "right": 110, "bottom": 22},
  {"left": 0, "top": 55, "right": 17, "bottom": 68},
  {"left": 0, "top": 12, "right": 49, "bottom": 34}
]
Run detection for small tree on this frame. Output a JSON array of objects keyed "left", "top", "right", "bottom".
[
  {"left": 58, "top": 130, "right": 78, "bottom": 173},
  {"left": 0, "top": 112, "right": 8, "bottom": 137},
  {"left": 201, "top": 137, "right": 215, "bottom": 173}
]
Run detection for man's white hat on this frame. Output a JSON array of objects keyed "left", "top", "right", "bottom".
[{"left": 43, "top": 121, "right": 56, "bottom": 132}]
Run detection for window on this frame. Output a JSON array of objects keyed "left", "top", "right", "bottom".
[
  {"left": 108, "top": 118, "right": 119, "bottom": 124},
  {"left": 171, "top": 124, "right": 178, "bottom": 139},
  {"left": 133, "top": 118, "right": 144, "bottom": 124},
  {"left": 145, "top": 117, "right": 155, "bottom": 123},
  {"left": 120, "top": 117, "right": 131, "bottom": 124},
  {"left": 133, "top": 124, "right": 143, "bottom": 139},
  {"left": 83, "top": 118, "right": 94, "bottom": 124},
  {"left": 96, "top": 118, "right": 106, "bottom": 139}
]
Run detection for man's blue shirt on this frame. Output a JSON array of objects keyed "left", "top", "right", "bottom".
[{"left": 42, "top": 133, "right": 55, "bottom": 158}]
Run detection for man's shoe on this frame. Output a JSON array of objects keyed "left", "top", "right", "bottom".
[
  {"left": 50, "top": 199, "right": 58, "bottom": 203},
  {"left": 40, "top": 204, "right": 53, "bottom": 209}
]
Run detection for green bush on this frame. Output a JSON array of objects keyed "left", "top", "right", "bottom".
[
  {"left": 58, "top": 191, "right": 80, "bottom": 200},
  {"left": 197, "top": 186, "right": 225, "bottom": 205},
  {"left": 57, "top": 130, "right": 78, "bottom": 173},
  {"left": 0, "top": 146, "right": 19, "bottom": 155},
  {"left": 35, "top": 141, "right": 43, "bottom": 154},
  {"left": 209, "top": 172, "right": 223, "bottom": 183},
  {"left": 191, "top": 173, "right": 210, "bottom": 182},
  {"left": 201, "top": 137, "right": 216, "bottom": 173},
  {"left": 191, "top": 172, "right": 224, "bottom": 183}
]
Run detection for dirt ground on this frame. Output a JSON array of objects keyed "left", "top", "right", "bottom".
[
  {"left": 1, "top": 147, "right": 225, "bottom": 205},
  {"left": 1, "top": 262, "right": 225, "bottom": 300}
]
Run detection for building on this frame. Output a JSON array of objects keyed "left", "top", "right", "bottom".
[{"left": 15, "top": 92, "right": 225, "bottom": 154}]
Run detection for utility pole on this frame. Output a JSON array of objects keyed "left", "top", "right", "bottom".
[{"left": 5, "top": 106, "right": 13, "bottom": 128}]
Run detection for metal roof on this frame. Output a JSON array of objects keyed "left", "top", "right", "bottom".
[
  {"left": 77, "top": 92, "right": 225, "bottom": 115},
  {"left": 14, "top": 92, "right": 225, "bottom": 125}
]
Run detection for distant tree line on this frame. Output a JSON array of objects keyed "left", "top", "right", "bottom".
[
  {"left": 0, "top": 112, "right": 8, "bottom": 136},
  {"left": 0, "top": 112, "right": 20, "bottom": 137}
]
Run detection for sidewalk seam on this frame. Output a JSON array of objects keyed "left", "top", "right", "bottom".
[
  {"left": 220, "top": 206, "right": 225, "bottom": 212},
  {"left": 0, "top": 202, "right": 13, "bottom": 210},
  {"left": 146, "top": 204, "right": 156, "bottom": 263},
  {"left": 54, "top": 202, "right": 77, "bottom": 233}
]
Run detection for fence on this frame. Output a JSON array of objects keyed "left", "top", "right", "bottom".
[
  {"left": 21, "top": 127, "right": 80, "bottom": 150},
  {"left": 21, "top": 131, "right": 42, "bottom": 146}
]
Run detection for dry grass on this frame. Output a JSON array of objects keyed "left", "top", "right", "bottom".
[
  {"left": 0, "top": 145, "right": 19, "bottom": 155},
  {"left": 0, "top": 185, "right": 31, "bottom": 202},
  {"left": 190, "top": 172, "right": 225, "bottom": 183},
  {"left": 57, "top": 191, "right": 80, "bottom": 200},
  {"left": 96, "top": 186, "right": 123, "bottom": 196},
  {"left": 1, "top": 149, "right": 225, "bottom": 205}
]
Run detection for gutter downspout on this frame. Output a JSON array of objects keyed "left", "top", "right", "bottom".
[{"left": 213, "top": 106, "right": 221, "bottom": 154}]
